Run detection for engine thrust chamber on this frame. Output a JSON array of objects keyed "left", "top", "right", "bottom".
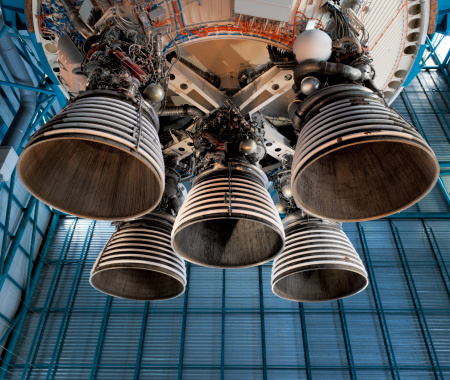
[
  {"left": 90, "top": 212, "right": 186, "bottom": 301},
  {"left": 172, "top": 163, "right": 285, "bottom": 268},
  {"left": 271, "top": 212, "right": 368, "bottom": 302},
  {"left": 290, "top": 85, "right": 439, "bottom": 221},
  {"left": 17, "top": 90, "right": 165, "bottom": 220}
]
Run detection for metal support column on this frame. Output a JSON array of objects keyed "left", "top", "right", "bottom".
[
  {"left": 389, "top": 221, "right": 444, "bottom": 380},
  {"left": 177, "top": 262, "right": 190, "bottom": 380},
  {"left": 47, "top": 220, "right": 96, "bottom": 379},
  {"left": 221, "top": 269, "right": 225, "bottom": 380},
  {"left": 417, "top": 73, "right": 450, "bottom": 139},
  {"left": 90, "top": 296, "right": 113, "bottom": 380},
  {"left": 258, "top": 266, "right": 268, "bottom": 380},
  {"left": 337, "top": 300, "right": 356, "bottom": 380},
  {"left": 134, "top": 301, "right": 150, "bottom": 380},
  {"left": 357, "top": 223, "right": 400, "bottom": 379},
  {"left": 23, "top": 218, "right": 78, "bottom": 379},
  {"left": 0, "top": 170, "right": 15, "bottom": 274},
  {"left": 422, "top": 221, "right": 450, "bottom": 298},
  {"left": 298, "top": 303, "right": 311, "bottom": 380},
  {"left": 400, "top": 90, "right": 450, "bottom": 209},
  {"left": 0, "top": 212, "right": 59, "bottom": 379},
  {"left": 0, "top": 196, "right": 36, "bottom": 282}
]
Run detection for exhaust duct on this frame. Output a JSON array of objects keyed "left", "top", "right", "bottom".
[
  {"left": 289, "top": 84, "right": 439, "bottom": 221},
  {"left": 272, "top": 211, "right": 368, "bottom": 302},
  {"left": 172, "top": 162, "right": 285, "bottom": 268},
  {"left": 17, "top": 90, "right": 165, "bottom": 220},
  {"left": 90, "top": 212, "right": 186, "bottom": 301}
]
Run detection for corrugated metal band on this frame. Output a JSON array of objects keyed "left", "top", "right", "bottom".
[
  {"left": 172, "top": 168, "right": 285, "bottom": 268},
  {"left": 272, "top": 215, "right": 368, "bottom": 302},
  {"left": 90, "top": 213, "right": 186, "bottom": 301},
  {"left": 290, "top": 85, "right": 439, "bottom": 222},
  {"left": 17, "top": 92, "right": 165, "bottom": 220}
]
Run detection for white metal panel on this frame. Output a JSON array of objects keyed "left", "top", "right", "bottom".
[{"left": 235, "top": 0, "right": 294, "bottom": 22}]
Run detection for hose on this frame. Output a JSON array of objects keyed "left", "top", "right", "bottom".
[
  {"left": 294, "top": 60, "right": 362, "bottom": 84},
  {"left": 60, "top": 0, "right": 94, "bottom": 39},
  {"left": 159, "top": 105, "right": 204, "bottom": 118}
]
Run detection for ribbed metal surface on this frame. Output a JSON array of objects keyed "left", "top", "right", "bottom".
[
  {"left": 272, "top": 213, "right": 368, "bottom": 302},
  {"left": 17, "top": 91, "right": 165, "bottom": 220},
  {"left": 90, "top": 213, "right": 186, "bottom": 301},
  {"left": 172, "top": 165, "right": 284, "bottom": 268},
  {"left": 4, "top": 70, "right": 450, "bottom": 380},
  {"left": 291, "top": 85, "right": 439, "bottom": 222},
  {"left": 6, "top": 218, "right": 450, "bottom": 379}
]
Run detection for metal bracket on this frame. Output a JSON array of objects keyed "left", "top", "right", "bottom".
[
  {"left": 168, "top": 60, "right": 227, "bottom": 114},
  {"left": 231, "top": 66, "right": 294, "bottom": 116}
]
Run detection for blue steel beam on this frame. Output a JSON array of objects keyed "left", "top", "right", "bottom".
[
  {"left": 0, "top": 170, "right": 15, "bottom": 274},
  {"left": 386, "top": 212, "right": 450, "bottom": 218},
  {"left": 7, "top": 364, "right": 450, "bottom": 371},
  {"left": 26, "top": 201, "right": 39, "bottom": 297},
  {"left": 437, "top": 177, "right": 450, "bottom": 208},
  {"left": 0, "top": 213, "right": 59, "bottom": 380},
  {"left": 221, "top": 269, "right": 225, "bottom": 380},
  {"left": 177, "top": 262, "right": 190, "bottom": 380},
  {"left": 134, "top": 301, "right": 150, "bottom": 380},
  {"left": 20, "top": 96, "right": 57, "bottom": 149},
  {"left": 357, "top": 223, "right": 400, "bottom": 379},
  {"left": 0, "top": 311, "right": 12, "bottom": 324},
  {"left": 417, "top": 73, "right": 450, "bottom": 139},
  {"left": 0, "top": 80, "right": 55, "bottom": 95},
  {"left": 91, "top": 296, "right": 113, "bottom": 379},
  {"left": 0, "top": 196, "right": 36, "bottom": 282},
  {"left": 258, "top": 266, "right": 268, "bottom": 380},
  {"left": 24, "top": 306, "right": 450, "bottom": 313},
  {"left": 0, "top": 61, "right": 19, "bottom": 101},
  {"left": 298, "top": 303, "right": 312, "bottom": 380},
  {"left": 422, "top": 221, "right": 450, "bottom": 299},
  {"left": 0, "top": 25, "right": 7, "bottom": 40},
  {"left": 389, "top": 221, "right": 444, "bottom": 380},
  {"left": 11, "top": 36, "right": 45, "bottom": 81},
  {"left": 6, "top": 273, "right": 24, "bottom": 292},
  {"left": 400, "top": 89, "right": 450, "bottom": 209},
  {"left": 23, "top": 218, "right": 78, "bottom": 380},
  {"left": 47, "top": 220, "right": 96, "bottom": 379},
  {"left": 337, "top": 300, "right": 356, "bottom": 380}
]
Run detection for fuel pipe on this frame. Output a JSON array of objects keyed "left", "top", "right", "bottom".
[
  {"left": 109, "top": 50, "right": 147, "bottom": 81},
  {"left": 294, "top": 59, "right": 363, "bottom": 83}
]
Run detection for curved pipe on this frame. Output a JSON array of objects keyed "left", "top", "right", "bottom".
[
  {"left": 165, "top": 167, "right": 185, "bottom": 214},
  {"left": 337, "top": 36, "right": 363, "bottom": 54},
  {"left": 288, "top": 84, "right": 380, "bottom": 130},
  {"left": 159, "top": 105, "right": 204, "bottom": 118},
  {"left": 294, "top": 60, "right": 362, "bottom": 84},
  {"left": 363, "top": 78, "right": 383, "bottom": 97},
  {"left": 0, "top": 17, "right": 36, "bottom": 150},
  {"left": 60, "top": 0, "right": 94, "bottom": 39}
]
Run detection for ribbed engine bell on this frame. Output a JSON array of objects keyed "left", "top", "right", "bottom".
[
  {"left": 17, "top": 90, "right": 165, "bottom": 220},
  {"left": 90, "top": 212, "right": 186, "bottom": 301},
  {"left": 272, "top": 211, "right": 368, "bottom": 302},
  {"left": 289, "top": 85, "right": 439, "bottom": 221},
  {"left": 172, "top": 163, "right": 285, "bottom": 268}
]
